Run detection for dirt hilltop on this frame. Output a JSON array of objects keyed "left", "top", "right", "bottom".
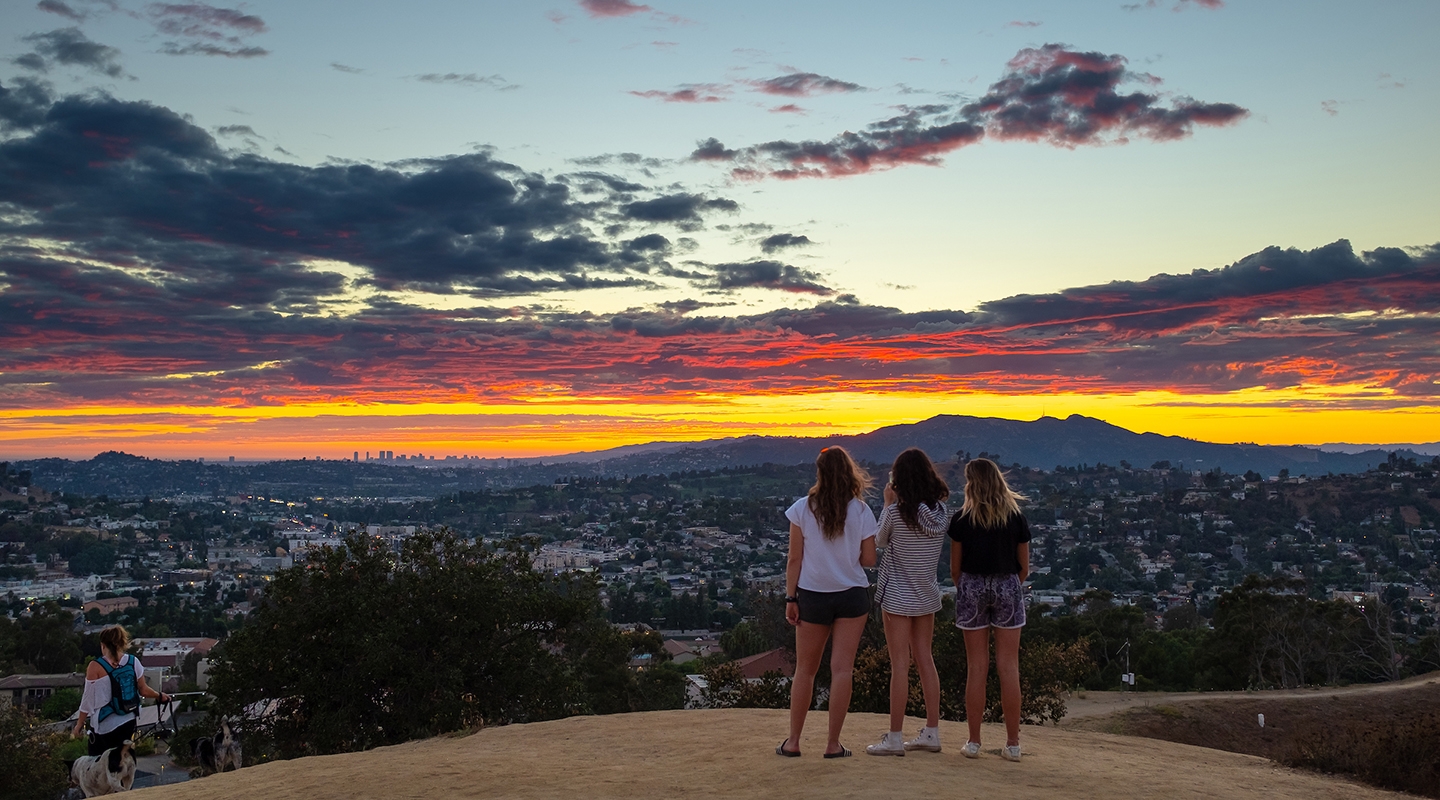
[{"left": 137, "top": 709, "right": 1406, "bottom": 800}]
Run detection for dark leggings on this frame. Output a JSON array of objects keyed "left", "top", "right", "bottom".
[{"left": 89, "top": 720, "right": 136, "bottom": 757}]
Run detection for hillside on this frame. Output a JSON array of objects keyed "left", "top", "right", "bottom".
[
  {"left": 14, "top": 414, "right": 1425, "bottom": 499},
  {"left": 138, "top": 710, "right": 1405, "bottom": 800}
]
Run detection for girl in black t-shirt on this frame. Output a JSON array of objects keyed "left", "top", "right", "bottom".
[{"left": 947, "top": 458, "right": 1030, "bottom": 762}]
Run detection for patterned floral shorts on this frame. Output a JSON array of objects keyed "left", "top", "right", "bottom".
[{"left": 954, "top": 573, "right": 1026, "bottom": 630}]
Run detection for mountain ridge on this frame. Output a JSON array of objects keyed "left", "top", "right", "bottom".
[{"left": 10, "top": 414, "right": 1427, "bottom": 499}]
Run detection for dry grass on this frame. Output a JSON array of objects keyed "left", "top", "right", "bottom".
[{"left": 1070, "top": 679, "right": 1440, "bottom": 797}]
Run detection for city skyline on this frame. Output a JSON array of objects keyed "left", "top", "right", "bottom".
[{"left": 1, "top": 0, "right": 1437, "bottom": 459}]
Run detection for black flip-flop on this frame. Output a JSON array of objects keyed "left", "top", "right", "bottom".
[
  {"left": 776, "top": 739, "right": 800, "bottom": 757},
  {"left": 823, "top": 746, "right": 852, "bottom": 759}
]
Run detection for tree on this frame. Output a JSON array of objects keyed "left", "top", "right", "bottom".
[
  {"left": 208, "top": 530, "right": 613, "bottom": 759},
  {"left": 698, "top": 662, "right": 789, "bottom": 709},
  {"left": 39, "top": 688, "right": 80, "bottom": 722},
  {"left": 0, "top": 704, "right": 67, "bottom": 800}
]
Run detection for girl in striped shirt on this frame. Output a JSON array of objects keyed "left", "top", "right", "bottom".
[{"left": 865, "top": 447, "right": 950, "bottom": 756}]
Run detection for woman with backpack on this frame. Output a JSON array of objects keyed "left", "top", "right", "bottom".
[
  {"left": 73, "top": 625, "right": 169, "bottom": 756},
  {"left": 778, "top": 446, "right": 878, "bottom": 759},
  {"left": 865, "top": 448, "right": 949, "bottom": 756},
  {"left": 948, "top": 458, "right": 1031, "bottom": 762}
]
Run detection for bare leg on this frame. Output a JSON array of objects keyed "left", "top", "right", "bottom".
[
  {"left": 994, "top": 626, "right": 1023, "bottom": 747},
  {"left": 788, "top": 620, "right": 832, "bottom": 754},
  {"left": 882, "top": 611, "right": 913, "bottom": 732},
  {"left": 909, "top": 612, "right": 940, "bottom": 728},
  {"left": 825, "top": 614, "right": 867, "bottom": 754},
  {"left": 962, "top": 627, "right": 991, "bottom": 745}
]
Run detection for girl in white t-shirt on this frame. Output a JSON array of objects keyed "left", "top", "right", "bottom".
[
  {"left": 74, "top": 625, "right": 169, "bottom": 756},
  {"left": 777, "top": 446, "right": 877, "bottom": 759}
]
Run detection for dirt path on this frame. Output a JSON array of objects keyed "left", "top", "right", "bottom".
[
  {"left": 134, "top": 708, "right": 1408, "bottom": 800},
  {"left": 1061, "top": 673, "right": 1440, "bottom": 722}
]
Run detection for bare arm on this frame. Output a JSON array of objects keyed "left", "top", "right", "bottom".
[
  {"left": 1017, "top": 542, "right": 1030, "bottom": 583},
  {"left": 950, "top": 543, "right": 962, "bottom": 586},
  {"left": 860, "top": 536, "right": 877, "bottom": 569},
  {"left": 785, "top": 523, "right": 803, "bottom": 625}
]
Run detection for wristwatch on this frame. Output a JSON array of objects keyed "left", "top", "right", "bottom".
[{"left": 785, "top": 595, "right": 799, "bottom": 604}]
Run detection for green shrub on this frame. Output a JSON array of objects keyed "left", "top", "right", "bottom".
[{"left": 0, "top": 704, "right": 68, "bottom": 800}]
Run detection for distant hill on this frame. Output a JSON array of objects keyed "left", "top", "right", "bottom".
[
  {"left": 10, "top": 415, "right": 1428, "bottom": 499},
  {"left": 549, "top": 414, "right": 1422, "bottom": 477}
]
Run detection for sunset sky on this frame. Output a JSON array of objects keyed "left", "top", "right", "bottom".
[{"left": 1, "top": 0, "right": 1437, "bottom": 459}]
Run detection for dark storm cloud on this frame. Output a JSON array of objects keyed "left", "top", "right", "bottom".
[
  {"left": 749, "top": 72, "right": 864, "bottom": 97},
  {"left": 759, "top": 233, "right": 813, "bottom": 253},
  {"left": 0, "top": 84, "right": 750, "bottom": 297},
  {"left": 706, "top": 261, "right": 833, "bottom": 295},
  {"left": 621, "top": 194, "right": 739, "bottom": 223},
  {"left": 17, "top": 28, "right": 126, "bottom": 77},
  {"left": 694, "top": 44, "right": 1247, "bottom": 179},
  {"left": 0, "top": 78, "right": 51, "bottom": 131},
  {"left": 4, "top": 232, "right": 1438, "bottom": 407}
]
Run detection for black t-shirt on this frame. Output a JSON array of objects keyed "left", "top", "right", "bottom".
[{"left": 947, "top": 511, "right": 1031, "bottom": 575}]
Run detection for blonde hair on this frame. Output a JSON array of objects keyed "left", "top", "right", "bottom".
[
  {"left": 99, "top": 625, "right": 130, "bottom": 658},
  {"left": 960, "top": 458, "right": 1024, "bottom": 529},
  {"left": 808, "top": 446, "right": 872, "bottom": 539}
]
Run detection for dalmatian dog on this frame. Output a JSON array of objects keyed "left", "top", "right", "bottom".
[{"left": 69, "top": 740, "right": 136, "bottom": 797}]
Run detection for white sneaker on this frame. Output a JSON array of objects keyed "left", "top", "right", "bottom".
[
  {"left": 904, "top": 727, "right": 941, "bottom": 752},
  {"left": 961, "top": 741, "right": 981, "bottom": 759},
  {"left": 865, "top": 731, "right": 906, "bottom": 756},
  {"left": 1002, "top": 744, "right": 1021, "bottom": 762}
]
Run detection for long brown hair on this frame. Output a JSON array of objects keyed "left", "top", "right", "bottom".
[
  {"left": 891, "top": 448, "right": 949, "bottom": 530},
  {"left": 808, "top": 446, "right": 871, "bottom": 539},
  {"left": 960, "top": 458, "right": 1024, "bottom": 529},
  {"left": 99, "top": 625, "right": 130, "bottom": 659}
]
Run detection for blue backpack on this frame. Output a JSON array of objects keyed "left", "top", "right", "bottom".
[{"left": 96, "top": 655, "right": 140, "bottom": 722}]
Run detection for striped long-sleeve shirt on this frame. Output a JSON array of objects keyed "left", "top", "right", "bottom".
[{"left": 875, "top": 501, "right": 949, "bottom": 615}]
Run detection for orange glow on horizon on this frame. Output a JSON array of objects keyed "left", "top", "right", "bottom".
[{"left": 2, "top": 385, "right": 1437, "bottom": 461}]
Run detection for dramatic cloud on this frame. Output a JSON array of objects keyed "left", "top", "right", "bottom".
[
  {"left": 693, "top": 43, "right": 1247, "bottom": 179},
  {"left": 3, "top": 224, "right": 1437, "bottom": 412},
  {"left": 749, "top": 72, "right": 864, "bottom": 97},
  {"left": 759, "top": 233, "right": 813, "bottom": 253},
  {"left": 16, "top": 28, "right": 126, "bottom": 77},
  {"left": 621, "top": 194, "right": 738, "bottom": 223},
  {"left": 706, "top": 261, "right": 833, "bottom": 295},
  {"left": 628, "top": 84, "right": 728, "bottom": 103},
  {"left": 0, "top": 84, "right": 741, "bottom": 300},
  {"left": 149, "top": 2, "right": 269, "bottom": 58}
]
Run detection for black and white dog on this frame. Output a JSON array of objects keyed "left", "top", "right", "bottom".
[
  {"left": 191, "top": 719, "right": 242, "bottom": 776},
  {"left": 70, "top": 740, "right": 137, "bottom": 797}
]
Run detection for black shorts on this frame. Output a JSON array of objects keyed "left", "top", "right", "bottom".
[
  {"left": 797, "top": 586, "right": 869, "bottom": 625},
  {"left": 89, "top": 720, "right": 136, "bottom": 757}
]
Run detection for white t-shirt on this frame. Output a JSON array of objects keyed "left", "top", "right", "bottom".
[
  {"left": 786, "top": 496, "right": 877, "bottom": 593},
  {"left": 79, "top": 655, "right": 145, "bottom": 734}
]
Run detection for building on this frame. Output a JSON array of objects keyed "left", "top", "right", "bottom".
[
  {"left": 82, "top": 596, "right": 139, "bottom": 615},
  {"left": 734, "top": 648, "right": 795, "bottom": 679},
  {"left": 0, "top": 673, "right": 86, "bottom": 710}
]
